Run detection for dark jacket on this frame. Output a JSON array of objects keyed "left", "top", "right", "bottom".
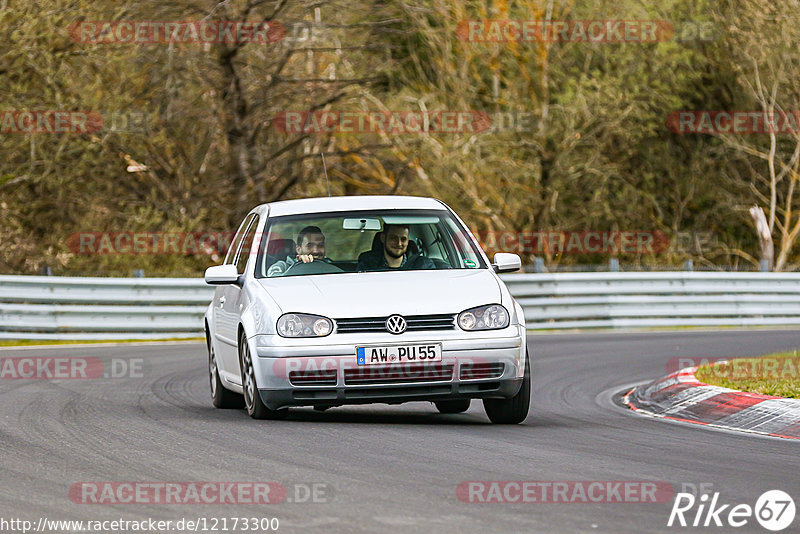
[{"left": 357, "top": 251, "right": 436, "bottom": 271}]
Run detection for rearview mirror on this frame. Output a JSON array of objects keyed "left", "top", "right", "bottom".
[
  {"left": 492, "top": 253, "right": 521, "bottom": 273},
  {"left": 343, "top": 218, "right": 382, "bottom": 231},
  {"left": 204, "top": 264, "right": 241, "bottom": 285}
]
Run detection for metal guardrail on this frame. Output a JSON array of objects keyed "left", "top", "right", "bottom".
[
  {"left": 504, "top": 272, "right": 800, "bottom": 329},
  {"left": 0, "top": 275, "right": 213, "bottom": 340},
  {"left": 2, "top": 272, "right": 800, "bottom": 339}
]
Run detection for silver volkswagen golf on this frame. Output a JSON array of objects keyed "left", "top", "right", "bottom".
[{"left": 204, "top": 196, "right": 530, "bottom": 423}]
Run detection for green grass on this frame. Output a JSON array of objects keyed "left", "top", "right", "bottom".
[
  {"left": 696, "top": 351, "right": 800, "bottom": 399},
  {"left": 0, "top": 338, "right": 203, "bottom": 347}
]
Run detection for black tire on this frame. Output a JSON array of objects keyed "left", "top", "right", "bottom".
[
  {"left": 208, "top": 336, "right": 244, "bottom": 409},
  {"left": 239, "top": 331, "right": 288, "bottom": 420},
  {"left": 434, "top": 399, "right": 471, "bottom": 414},
  {"left": 483, "top": 352, "right": 531, "bottom": 424}
]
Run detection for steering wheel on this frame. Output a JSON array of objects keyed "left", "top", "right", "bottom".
[{"left": 283, "top": 259, "right": 344, "bottom": 276}]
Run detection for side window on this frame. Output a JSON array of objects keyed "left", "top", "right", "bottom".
[
  {"left": 235, "top": 215, "right": 260, "bottom": 274},
  {"left": 224, "top": 214, "right": 254, "bottom": 265}
]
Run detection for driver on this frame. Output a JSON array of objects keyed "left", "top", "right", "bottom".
[
  {"left": 268, "top": 225, "right": 332, "bottom": 276},
  {"left": 357, "top": 224, "right": 436, "bottom": 271}
]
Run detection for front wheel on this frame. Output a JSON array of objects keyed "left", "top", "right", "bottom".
[
  {"left": 239, "top": 332, "right": 288, "bottom": 420},
  {"left": 483, "top": 352, "right": 531, "bottom": 424}
]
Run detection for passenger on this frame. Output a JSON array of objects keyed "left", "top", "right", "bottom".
[{"left": 357, "top": 224, "right": 436, "bottom": 271}]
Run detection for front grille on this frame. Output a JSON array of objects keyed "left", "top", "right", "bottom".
[
  {"left": 344, "top": 363, "right": 454, "bottom": 385},
  {"left": 289, "top": 369, "right": 337, "bottom": 386},
  {"left": 335, "top": 314, "right": 455, "bottom": 334},
  {"left": 460, "top": 362, "right": 505, "bottom": 380}
]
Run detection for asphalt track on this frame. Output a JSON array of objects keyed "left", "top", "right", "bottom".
[{"left": 1, "top": 330, "right": 799, "bottom": 534}]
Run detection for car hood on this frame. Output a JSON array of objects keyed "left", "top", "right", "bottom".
[{"left": 258, "top": 269, "right": 501, "bottom": 317}]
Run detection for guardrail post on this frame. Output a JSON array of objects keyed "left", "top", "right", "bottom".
[
  {"left": 534, "top": 258, "right": 546, "bottom": 273},
  {"left": 609, "top": 258, "right": 620, "bottom": 272},
  {"left": 133, "top": 269, "right": 145, "bottom": 278},
  {"left": 760, "top": 259, "right": 771, "bottom": 272},
  {"left": 683, "top": 259, "right": 693, "bottom": 271}
]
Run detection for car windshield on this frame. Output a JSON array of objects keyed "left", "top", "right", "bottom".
[{"left": 255, "top": 209, "right": 486, "bottom": 278}]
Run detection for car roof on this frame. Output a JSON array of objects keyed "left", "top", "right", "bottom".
[{"left": 262, "top": 195, "right": 448, "bottom": 217}]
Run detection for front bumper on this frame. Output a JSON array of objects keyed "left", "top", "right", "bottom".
[{"left": 251, "top": 326, "right": 526, "bottom": 410}]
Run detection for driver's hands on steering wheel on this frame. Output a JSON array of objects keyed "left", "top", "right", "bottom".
[{"left": 297, "top": 254, "right": 316, "bottom": 263}]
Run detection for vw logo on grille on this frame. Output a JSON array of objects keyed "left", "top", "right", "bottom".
[{"left": 385, "top": 315, "right": 407, "bottom": 335}]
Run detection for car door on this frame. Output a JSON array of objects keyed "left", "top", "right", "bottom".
[
  {"left": 217, "top": 214, "right": 260, "bottom": 381},
  {"left": 213, "top": 213, "right": 255, "bottom": 383}
]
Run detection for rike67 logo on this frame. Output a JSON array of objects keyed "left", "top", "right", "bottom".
[{"left": 668, "top": 490, "right": 796, "bottom": 531}]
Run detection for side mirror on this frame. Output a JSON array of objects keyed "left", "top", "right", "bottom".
[
  {"left": 205, "top": 264, "right": 241, "bottom": 285},
  {"left": 492, "top": 252, "right": 521, "bottom": 273}
]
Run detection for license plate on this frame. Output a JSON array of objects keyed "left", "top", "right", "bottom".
[{"left": 356, "top": 344, "right": 442, "bottom": 366}]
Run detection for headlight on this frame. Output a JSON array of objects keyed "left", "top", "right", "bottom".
[
  {"left": 458, "top": 304, "right": 509, "bottom": 331},
  {"left": 277, "top": 313, "right": 333, "bottom": 338}
]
